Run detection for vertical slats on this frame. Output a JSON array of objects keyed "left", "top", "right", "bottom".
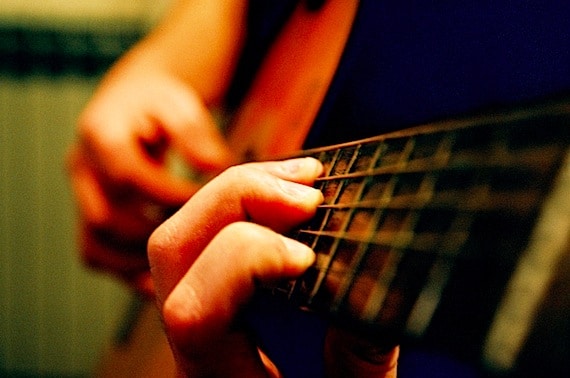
[
  {"left": 0, "top": 75, "right": 132, "bottom": 376},
  {"left": 0, "top": 3, "right": 167, "bottom": 375},
  {"left": 0, "top": 75, "right": 15, "bottom": 370},
  {"left": 2, "top": 76, "right": 43, "bottom": 372}
]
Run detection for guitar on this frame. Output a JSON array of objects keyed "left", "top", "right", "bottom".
[
  {"left": 96, "top": 1, "right": 570, "bottom": 376},
  {"left": 218, "top": 1, "right": 570, "bottom": 375},
  {"left": 251, "top": 96, "right": 569, "bottom": 376}
]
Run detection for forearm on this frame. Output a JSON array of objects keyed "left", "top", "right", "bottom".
[{"left": 104, "top": 0, "right": 247, "bottom": 106}]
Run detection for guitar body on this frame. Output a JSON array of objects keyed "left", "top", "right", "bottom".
[{"left": 225, "top": 0, "right": 358, "bottom": 161}]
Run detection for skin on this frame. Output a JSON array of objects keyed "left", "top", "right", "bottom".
[
  {"left": 148, "top": 158, "right": 398, "bottom": 377},
  {"left": 67, "top": 1, "right": 399, "bottom": 375},
  {"left": 66, "top": 0, "right": 247, "bottom": 295}
]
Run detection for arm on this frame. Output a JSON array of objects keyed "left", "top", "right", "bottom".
[{"left": 107, "top": 0, "right": 247, "bottom": 105}]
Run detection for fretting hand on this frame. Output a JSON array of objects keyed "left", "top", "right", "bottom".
[{"left": 148, "top": 158, "right": 398, "bottom": 377}]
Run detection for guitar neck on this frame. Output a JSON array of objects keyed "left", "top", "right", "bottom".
[{"left": 271, "top": 97, "right": 570, "bottom": 375}]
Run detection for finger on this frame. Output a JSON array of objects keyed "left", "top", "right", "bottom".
[
  {"left": 148, "top": 158, "right": 323, "bottom": 299},
  {"left": 324, "top": 327, "right": 399, "bottom": 378},
  {"left": 68, "top": 146, "right": 167, "bottom": 243},
  {"left": 101, "top": 134, "right": 200, "bottom": 206},
  {"left": 69, "top": 146, "right": 155, "bottom": 297},
  {"left": 253, "top": 156, "right": 324, "bottom": 185},
  {"left": 161, "top": 222, "right": 314, "bottom": 377},
  {"left": 66, "top": 146, "right": 111, "bottom": 226},
  {"left": 150, "top": 79, "right": 238, "bottom": 172},
  {"left": 79, "top": 224, "right": 155, "bottom": 297},
  {"left": 78, "top": 112, "right": 200, "bottom": 206},
  {"left": 175, "top": 157, "right": 324, "bottom": 235},
  {"left": 79, "top": 225, "right": 150, "bottom": 274}
]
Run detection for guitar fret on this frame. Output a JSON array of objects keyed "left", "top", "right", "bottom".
[
  {"left": 395, "top": 167, "right": 491, "bottom": 334},
  {"left": 361, "top": 204, "right": 424, "bottom": 321},
  {"left": 316, "top": 189, "right": 541, "bottom": 215},
  {"left": 360, "top": 171, "right": 439, "bottom": 322},
  {"left": 285, "top": 148, "right": 344, "bottom": 298},
  {"left": 327, "top": 143, "right": 390, "bottom": 312},
  {"left": 313, "top": 146, "right": 556, "bottom": 183},
  {"left": 275, "top": 98, "right": 570, "bottom": 373},
  {"left": 301, "top": 147, "right": 342, "bottom": 252},
  {"left": 306, "top": 144, "right": 363, "bottom": 304},
  {"left": 310, "top": 146, "right": 356, "bottom": 251},
  {"left": 405, "top": 211, "right": 475, "bottom": 336},
  {"left": 328, "top": 137, "right": 417, "bottom": 315}
]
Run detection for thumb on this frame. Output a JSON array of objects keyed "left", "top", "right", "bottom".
[
  {"left": 173, "top": 107, "right": 236, "bottom": 173},
  {"left": 158, "top": 223, "right": 314, "bottom": 377},
  {"left": 154, "top": 84, "right": 238, "bottom": 173},
  {"left": 324, "top": 327, "right": 399, "bottom": 378}
]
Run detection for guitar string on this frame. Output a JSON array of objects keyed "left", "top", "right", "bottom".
[
  {"left": 313, "top": 188, "right": 541, "bottom": 215},
  {"left": 291, "top": 104, "right": 570, "bottom": 163},
  {"left": 312, "top": 146, "right": 556, "bottom": 183},
  {"left": 333, "top": 134, "right": 449, "bottom": 320},
  {"left": 283, "top": 114, "right": 568, "bottom": 330},
  {"left": 402, "top": 130, "right": 529, "bottom": 335},
  {"left": 295, "top": 128, "right": 517, "bottom": 291},
  {"left": 328, "top": 139, "right": 389, "bottom": 312},
  {"left": 306, "top": 144, "right": 363, "bottom": 304},
  {"left": 296, "top": 126, "right": 546, "bottom": 252},
  {"left": 285, "top": 148, "right": 342, "bottom": 298},
  {"left": 292, "top": 165, "right": 540, "bottom": 280},
  {"left": 329, "top": 138, "right": 419, "bottom": 316}
]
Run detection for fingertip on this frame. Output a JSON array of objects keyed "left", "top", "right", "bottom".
[
  {"left": 302, "top": 156, "right": 324, "bottom": 178},
  {"left": 264, "top": 157, "right": 324, "bottom": 183},
  {"left": 325, "top": 328, "right": 400, "bottom": 378},
  {"left": 279, "top": 235, "right": 315, "bottom": 272},
  {"left": 161, "top": 289, "right": 193, "bottom": 345},
  {"left": 277, "top": 178, "right": 322, "bottom": 201},
  {"left": 133, "top": 163, "right": 199, "bottom": 205}
]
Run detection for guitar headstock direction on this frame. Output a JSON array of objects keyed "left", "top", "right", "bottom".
[{"left": 271, "top": 96, "right": 570, "bottom": 376}]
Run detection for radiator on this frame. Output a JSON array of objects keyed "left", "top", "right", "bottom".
[{"left": 0, "top": 8, "right": 151, "bottom": 376}]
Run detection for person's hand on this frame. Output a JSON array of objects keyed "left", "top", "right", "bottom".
[
  {"left": 148, "top": 158, "right": 399, "bottom": 377},
  {"left": 66, "top": 64, "right": 235, "bottom": 296}
]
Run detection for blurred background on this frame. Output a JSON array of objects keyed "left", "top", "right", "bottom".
[{"left": 0, "top": 1, "right": 170, "bottom": 376}]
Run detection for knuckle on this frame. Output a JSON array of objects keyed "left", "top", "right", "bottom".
[
  {"left": 217, "top": 222, "right": 287, "bottom": 269},
  {"left": 219, "top": 222, "right": 273, "bottom": 247},
  {"left": 162, "top": 285, "right": 200, "bottom": 333},
  {"left": 217, "top": 164, "right": 280, "bottom": 200},
  {"left": 147, "top": 223, "right": 176, "bottom": 261},
  {"left": 221, "top": 164, "right": 255, "bottom": 182}
]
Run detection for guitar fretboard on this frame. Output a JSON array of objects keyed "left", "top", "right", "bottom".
[{"left": 271, "top": 97, "right": 570, "bottom": 373}]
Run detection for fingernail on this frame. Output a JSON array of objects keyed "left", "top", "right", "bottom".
[
  {"left": 281, "top": 236, "right": 315, "bottom": 267},
  {"left": 280, "top": 158, "right": 304, "bottom": 174},
  {"left": 278, "top": 179, "right": 321, "bottom": 199},
  {"left": 279, "top": 157, "right": 321, "bottom": 175}
]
